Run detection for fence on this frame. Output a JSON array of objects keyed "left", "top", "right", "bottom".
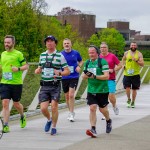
[{"left": 0, "top": 64, "right": 150, "bottom": 115}]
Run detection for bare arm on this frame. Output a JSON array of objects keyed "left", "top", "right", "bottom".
[
  {"left": 136, "top": 52, "right": 144, "bottom": 67},
  {"left": 12, "top": 63, "right": 29, "bottom": 72},
  {"left": 96, "top": 71, "right": 109, "bottom": 80},
  {"left": 114, "top": 62, "right": 122, "bottom": 71},
  {"left": 54, "top": 67, "right": 70, "bottom": 76}
]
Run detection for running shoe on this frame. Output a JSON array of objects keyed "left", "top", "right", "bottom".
[
  {"left": 126, "top": 99, "right": 131, "bottom": 108},
  {"left": 3, "top": 125, "right": 10, "bottom": 133},
  {"left": 86, "top": 129, "right": 97, "bottom": 138},
  {"left": 67, "top": 113, "right": 71, "bottom": 120},
  {"left": 69, "top": 112, "right": 75, "bottom": 122},
  {"left": 101, "top": 116, "right": 106, "bottom": 120},
  {"left": 131, "top": 102, "right": 135, "bottom": 108},
  {"left": 20, "top": 114, "right": 27, "bottom": 128},
  {"left": 51, "top": 128, "right": 57, "bottom": 135},
  {"left": 113, "top": 107, "right": 119, "bottom": 115},
  {"left": 44, "top": 120, "right": 52, "bottom": 132},
  {"left": 106, "top": 119, "right": 112, "bottom": 133}
]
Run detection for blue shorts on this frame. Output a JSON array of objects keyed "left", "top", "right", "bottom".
[{"left": 108, "top": 80, "right": 116, "bottom": 94}]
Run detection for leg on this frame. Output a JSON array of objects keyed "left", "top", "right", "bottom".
[
  {"left": 68, "top": 87, "right": 75, "bottom": 113},
  {"left": 64, "top": 92, "right": 69, "bottom": 110},
  {"left": 125, "top": 87, "right": 131, "bottom": 100},
  {"left": 99, "top": 106, "right": 112, "bottom": 133},
  {"left": 86, "top": 104, "right": 97, "bottom": 138},
  {"left": 109, "top": 93, "right": 116, "bottom": 107},
  {"left": 51, "top": 100, "right": 58, "bottom": 128},
  {"left": 132, "top": 89, "right": 137, "bottom": 102},
  {"left": 99, "top": 106, "right": 110, "bottom": 121},
  {"left": 89, "top": 104, "right": 97, "bottom": 127},
  {"left": 40, "top": 101, "right": 51, "bottom": 120},
  {"left": 13, "top": 101, "right": 24, "bottom": 116},
  {"left": 2, "top": 99, "right": 10, "bottom": 125}
]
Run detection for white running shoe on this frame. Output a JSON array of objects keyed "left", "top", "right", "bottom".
[
  {"left": 69, "top": 112, "right": 75, "bottom": 122},
  {"left": 113, "top": 107, "right": 119, "bottom": 115},
  {"left": 101, "top": 116, "right": 106, "bottom": 120},
  {"left": 67, "top": 113, "right": 71, "bottom": 120}
]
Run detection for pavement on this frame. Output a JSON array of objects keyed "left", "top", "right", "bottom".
[{"left": 0, "top": 84, "right": 150, "bottom": 150}]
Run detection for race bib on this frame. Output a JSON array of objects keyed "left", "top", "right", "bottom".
[
  {"left": 3, "top": 72, "right": 13, "bottom": 80},
  {"left": 127, "top": 69, "right": 134, "bottom": 75},
  {"left": 43, "top": 68, "right": 54, "bottom": 77},
  {"left": 88, "top": 68, "right": 96, "bottom": 75},
  {"left": 68, "top": 66, "right": 74, "bottom": 73}
]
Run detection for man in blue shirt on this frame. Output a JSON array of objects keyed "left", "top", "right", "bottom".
[{"left": 61, "top": 38, "right": 83, "bottom": 122}]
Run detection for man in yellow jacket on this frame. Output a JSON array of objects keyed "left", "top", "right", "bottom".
[{"left": 122, "top": 42, "right": 144, "bottom": 108}]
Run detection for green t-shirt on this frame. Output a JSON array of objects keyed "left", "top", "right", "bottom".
[
  {"left": 84, "top": 58, "right": 109, "bottom": 93},
  {"left": 0, "top": 49, "right": 26, "bottom": 84}
]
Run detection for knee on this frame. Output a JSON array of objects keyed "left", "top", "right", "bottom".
[
  {"left": 2, "top": 101, "right": 9, "bottom": 109},
  {"left": 40, "top": 105, "right": 47, "bottom": 113},
  {"left": 51, "top": 105, "right": 58, "bottom": 113},
  {"left": 13, "top": 102, "right": 21, "bottom": 109},
  {"left": 90, "top": 105, "right": 97, "bottom": 112}
]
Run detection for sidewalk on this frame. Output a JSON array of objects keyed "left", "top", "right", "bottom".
[{"left": 0, "top": 84, "right": 150, "bottom": 150}]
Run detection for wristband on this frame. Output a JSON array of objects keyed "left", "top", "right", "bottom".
[
  {"left": 94, "top": 75, "right": 96, "bottom": 79},
  {"left": 18, "top": 67, "right": 20, "bottom": 71}
]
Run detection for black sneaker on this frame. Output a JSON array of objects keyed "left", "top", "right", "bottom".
[
  {"left": 106, "top": 119, "right": 112, "bottom": 133},
  {"left": 86, "top": 129, "right": 97, "bottom": 138}
]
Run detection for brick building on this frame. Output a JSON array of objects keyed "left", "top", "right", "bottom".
[{"left": 56, "top": 14, "right": 95, "bottom": 40}]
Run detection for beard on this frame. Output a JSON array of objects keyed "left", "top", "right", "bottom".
[
  {"left": 130, "top": 48, "right": 136, "bottom": 52},
  {"left": 5, "top": 45, "right": 13, "bottom": 51}
]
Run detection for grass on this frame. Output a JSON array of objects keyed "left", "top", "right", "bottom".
[{"left": 0, "top": 61, "right": 150, "bottom": 114}]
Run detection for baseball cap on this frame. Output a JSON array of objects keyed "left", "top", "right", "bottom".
[{"left": 44, "top": 35, "right": 58, "bottom": 44}]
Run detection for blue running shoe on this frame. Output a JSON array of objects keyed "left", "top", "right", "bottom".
[
  {"left": 51, "top": 128, "right": 57, "bottom": 135},
  {"left": 106, "top": 119, "right": 112, "bottom": 133},
  {"left": 44, "top": 120, "right": 52, "bottom": 132}
]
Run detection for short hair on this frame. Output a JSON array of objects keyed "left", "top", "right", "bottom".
[
  {"left": 4, "top": 35, "right": 15, "bottom": 44},
  {"left": 89, "top": 45, "right": 100, "bottom": 55},
  {"left": 100, "top": 42, "right": 108, "bottom": 48}
]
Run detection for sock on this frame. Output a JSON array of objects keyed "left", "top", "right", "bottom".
[
  {"left": 4, "top": 122, "right": 8, "bottom": 126},
  {"left": 91, "top": 126, "right": 96, "bottom": 130}
]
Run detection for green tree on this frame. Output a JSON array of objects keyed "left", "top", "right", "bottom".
[{"left": 88, "top": 28, "right": 125, "bottom": 56}]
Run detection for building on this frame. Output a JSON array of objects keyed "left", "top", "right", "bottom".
[
  {"left": 107, "top": 19, "right": 130, "bottom": 40},
  {"left": 56, "top": 14, "right": 95, "bottom": 40}
]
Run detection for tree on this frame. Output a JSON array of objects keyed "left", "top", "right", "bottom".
[{"left": 88, "top": 28, "right": 125, "bottom": 56}]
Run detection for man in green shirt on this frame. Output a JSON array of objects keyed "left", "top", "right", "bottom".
[
  {"left": 82, "top": 45, "right": 112, "bottom": 138},
  {"left": 0, "top": 35, "right": 28, "bottom": 133}
]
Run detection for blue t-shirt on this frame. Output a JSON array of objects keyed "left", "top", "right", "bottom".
[{"left": 61, "top": 50, "right": 82, "bottom": 79}]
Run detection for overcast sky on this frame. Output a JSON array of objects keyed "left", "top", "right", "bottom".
[{"left": 45, "top": 0, "right": 150, "bottom": 34}]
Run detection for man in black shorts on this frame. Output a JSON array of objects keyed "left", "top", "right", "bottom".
[
  {"left": 61, "top": 38, "right": 83, "bottom": 122},
  {"left": 0, "top": 35, "right": 28, "bottom": 133},
  {"left": 122, "top": 42, "right": 144, "bottom": 108}
]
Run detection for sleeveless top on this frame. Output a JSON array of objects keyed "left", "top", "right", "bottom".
[{"left": 124, "top": 50, "right": 140, "bottom": 76}]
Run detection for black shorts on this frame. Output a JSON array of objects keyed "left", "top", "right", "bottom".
[
  {"left": 86, "top": 92, "right": 109, "bottom": 108},
  {"left": 123, "top": 75, "right": 141, "bottom": 89},
  {"left": 62, "top": 78, "right": 79, "bottom": 93},
  {"left": 0, "top": 84, "right": 22, "bottom": 102},
  {"left": 39, "top": 83, "right": 61, "bottom": 103}
]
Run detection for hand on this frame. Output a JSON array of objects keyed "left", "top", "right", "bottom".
[
  {"left": 76, "top": 66, "right": 81, "bottom": 73},
  {"left": 83, "top": 70, "right": 94, "bottom": 77},
  {"left": 109, "top": 69, "right": 114, "bottom": 73},
  {"left": 35, "top": 67, "right": 42, "bottom": 74},
  {"left": 54, "top": 69, "right": 61, "bottom": 76},
  {"left": 11, "top": 66, "right": 19, "bottom": 72}
]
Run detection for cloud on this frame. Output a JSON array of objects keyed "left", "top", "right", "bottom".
[{"left": 45, "top": 0, "right": 150, "bottom": 34}]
